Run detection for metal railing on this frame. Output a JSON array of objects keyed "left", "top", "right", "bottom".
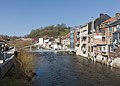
[
  {"left": 0, "top": 54, "right": 14, "bottom": 79},
  {"left": 0, "top": 51, "right": 14, "bottom": 64}
]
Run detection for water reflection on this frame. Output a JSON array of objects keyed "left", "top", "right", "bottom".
[{"left": 32, "top": 52, "right": 120, "bottom": 86}]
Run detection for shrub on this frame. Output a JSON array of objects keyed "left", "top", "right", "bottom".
[{"left": 16, "top": 51, "right": 36, "bottom": 77}]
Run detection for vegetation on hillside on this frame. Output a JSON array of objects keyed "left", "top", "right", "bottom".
[{"left": 28, "top": 24, "right": 70, "bottom": 38}]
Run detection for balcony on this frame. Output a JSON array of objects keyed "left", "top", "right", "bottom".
[
  {"left": 81, "top": 37, "right": 87, "bottom": 43},
  {"left": 93, "top": 32, "right": 106, "bottom": 36},
  {"left": 94, "top": 40, "right": 107, "bottom": 45},
  {"left": 76, "top": 35, "right": 80, "bottom": 38},
  {"left": 76, "top": 41, "right": 80, "bottom": 45}
]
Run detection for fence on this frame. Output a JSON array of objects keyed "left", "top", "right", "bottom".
[{"left": 0, "top": 53, "right": 15, "bottom": 79}]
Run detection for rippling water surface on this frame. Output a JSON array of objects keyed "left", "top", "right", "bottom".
[{"left": 32, "top": 52, "right": 120, "bottom": 86}]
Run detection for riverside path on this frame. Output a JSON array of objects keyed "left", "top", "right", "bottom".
[{"left": 32, "top": 52, "right": 120, "bottom": 86}]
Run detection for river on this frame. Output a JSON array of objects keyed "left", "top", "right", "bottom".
[{"left": 32, "top": 52, "right": 120, "bottom": 86}]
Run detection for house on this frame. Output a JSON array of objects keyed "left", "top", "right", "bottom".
[
  {"left": 97, "top": 16, "right": 118, "bottom": 57},
  {"left": 80, "top": 23, "right": 89, "bottom": 57},
  {"left": 53, "top": 37, "right": 62, "bottom": 49},
  {"left": 34, "top": 38, "right": 44, "bottom": 46},
  {"left": 107, "top": 19, "right": 120, "bottom": 58},
  {"left": 0, "top": 36, "right": 9, "bottom": 47},
  {"left": 78, "top": 13, "right": 110, "bottom": 57},
  {"left": 87, "top": 13, "right": 111, "bottom": 58},
  {"left": 75, "top": 27, "right": 81, "bottom": 55},
  {"left": 61, "top": 32, "right": 70, "bottom": 49}
]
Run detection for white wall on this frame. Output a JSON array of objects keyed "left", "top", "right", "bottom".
[
  {"left": 53, "top": 43, "right": 58, "bottom": 49},
  {"left": 44, "top": 39, "right": 49, "bottom": 43},
  {"left": 38, "top": 38, "right": 44, "bottom": 45},
  {"left": 101, "top": 45, "right": 108, "bottom": 53},
  {"left": 80, "top": 24, "right": 88, "bottom": 57}
]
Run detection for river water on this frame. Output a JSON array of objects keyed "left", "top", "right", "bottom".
[{"left": 32, "top": 52, "right": 120, "bottom": 86}]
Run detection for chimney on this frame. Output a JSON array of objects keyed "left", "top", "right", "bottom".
[
  {"left": 115, "top": 13, "right": 120, "bottom": 19},
  {"left": 100, "top": 13, "right": 104, "bottom": 17}
]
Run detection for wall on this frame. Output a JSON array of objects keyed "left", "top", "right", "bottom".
[{"left": 80, "top": 24, "right": 88, "bottom": 57}]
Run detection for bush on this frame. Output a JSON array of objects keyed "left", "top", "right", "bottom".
[{"left": 16, "top": 51, "right": 36, "bottom": 77}]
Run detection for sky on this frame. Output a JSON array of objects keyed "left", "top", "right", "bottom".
[{"left": 0, "top": 0, "right": 120, "bottom": 36}]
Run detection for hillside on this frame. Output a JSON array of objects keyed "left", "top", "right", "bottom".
[{"left": 28, "top": 24, "right": 70, "bottom": 38}]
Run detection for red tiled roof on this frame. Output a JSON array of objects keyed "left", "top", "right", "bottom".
[
  {"left": 102, "top": 17, "right": 117, "bottom": 24},
  {"left": 61, "top": 32, "right": 70, "bottom": 39}
]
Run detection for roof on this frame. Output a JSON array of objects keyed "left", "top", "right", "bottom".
[
  {"left": 81, "top": 14, "right": 110, "bottom": 28},
  {"left": 61, "top": 32, "right": 70, "bottom": 39},
  {"left": 102, "top": 17, "right": 117, "bottom": 24},
  {"left": 108, "top": 19, "right": 120, "bottom": 26},
  {"left": 94, "top": 14, "right": 111, "bottom": 26}
]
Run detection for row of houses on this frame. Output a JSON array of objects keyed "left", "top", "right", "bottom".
[
  {"left": 32, "top": 13, "right": 120, "bottom": 63},
  {"left": 75, "top": 13, "right": 120, "bottom": 63},
  {"left": 33, "top": 36, "right": 70, "bottom": 50}
]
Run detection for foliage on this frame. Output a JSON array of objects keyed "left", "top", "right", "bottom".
[
  {"left": 12, "top": 40, "right": 36, "bottom": 76},
  {"left": 28, "top": 23, "right": 70, "bottom": 38},
  {"left": 16, "top": 51, "right": 36, "bottom": 77},
  {"left": 10, "top": 39, "right": 32, "bottom": 49},
  {"left": 0, "top": 79, "right": 26, "bottom": 86}
]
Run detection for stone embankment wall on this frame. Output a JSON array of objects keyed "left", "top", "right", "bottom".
[{"left": 88, "top": 55, "right": 120, "bottom": 68}]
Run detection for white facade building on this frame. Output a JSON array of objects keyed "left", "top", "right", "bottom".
[{"left": 80, "top": 24, "right": 89, "bottom": 57}]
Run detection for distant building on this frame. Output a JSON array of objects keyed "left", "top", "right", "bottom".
[
  {"left": 61, "top": 32, "right": 70, "bottom": 49},
  {"left": 70, "top": 28, "right": 75, "bottom": 49},
  {"left": 80, "top": 24, "right": 89, "bottom": 57},
  {"left": 75, "top": 27, "right": 81, "bottom": 55}
]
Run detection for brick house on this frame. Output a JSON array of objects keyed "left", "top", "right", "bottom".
[{"left": 87, "top": 13, "right": 111, "bottom": 58}]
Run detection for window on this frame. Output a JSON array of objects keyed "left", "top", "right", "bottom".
[
  {"left": 119, "top": 33, "right": 120, "bottom": 40},
  {"left": 88, "top": 46, "right": 90, "bottom": 52},
  {"left": 109, "top": 26, "right": 112, "bottom": 32},
  {"left": 88, "top": 37, "right": 90, "bottom": 43},
  {"left": 99, "top": 46, "right": 101, "bottom": 51},
  {"left": 102, "top": 37, "right": 105, "bottom": 41},
  {"left": 103, "top": 46, "right": 106, "bottom": 51},
  {"left": 91, "top": 46, "right": 93, "bottom": 52}
]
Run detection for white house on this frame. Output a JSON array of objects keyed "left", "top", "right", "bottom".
[{"left": 79, "top": 24, "right": 89, "bottom": 57}]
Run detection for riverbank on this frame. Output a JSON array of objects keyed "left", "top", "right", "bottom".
[
  {"left": 0, "top": 39, "right": 37, "bottom": 85},
  {"left": 87, "top": 54, "right": 120, "bottom": 68},
  {"left": 0, "top": 62, "right": 28, "bottom": 86},
  {"left": 0, "top": 51, "right": 36, "bottom": 86}
]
